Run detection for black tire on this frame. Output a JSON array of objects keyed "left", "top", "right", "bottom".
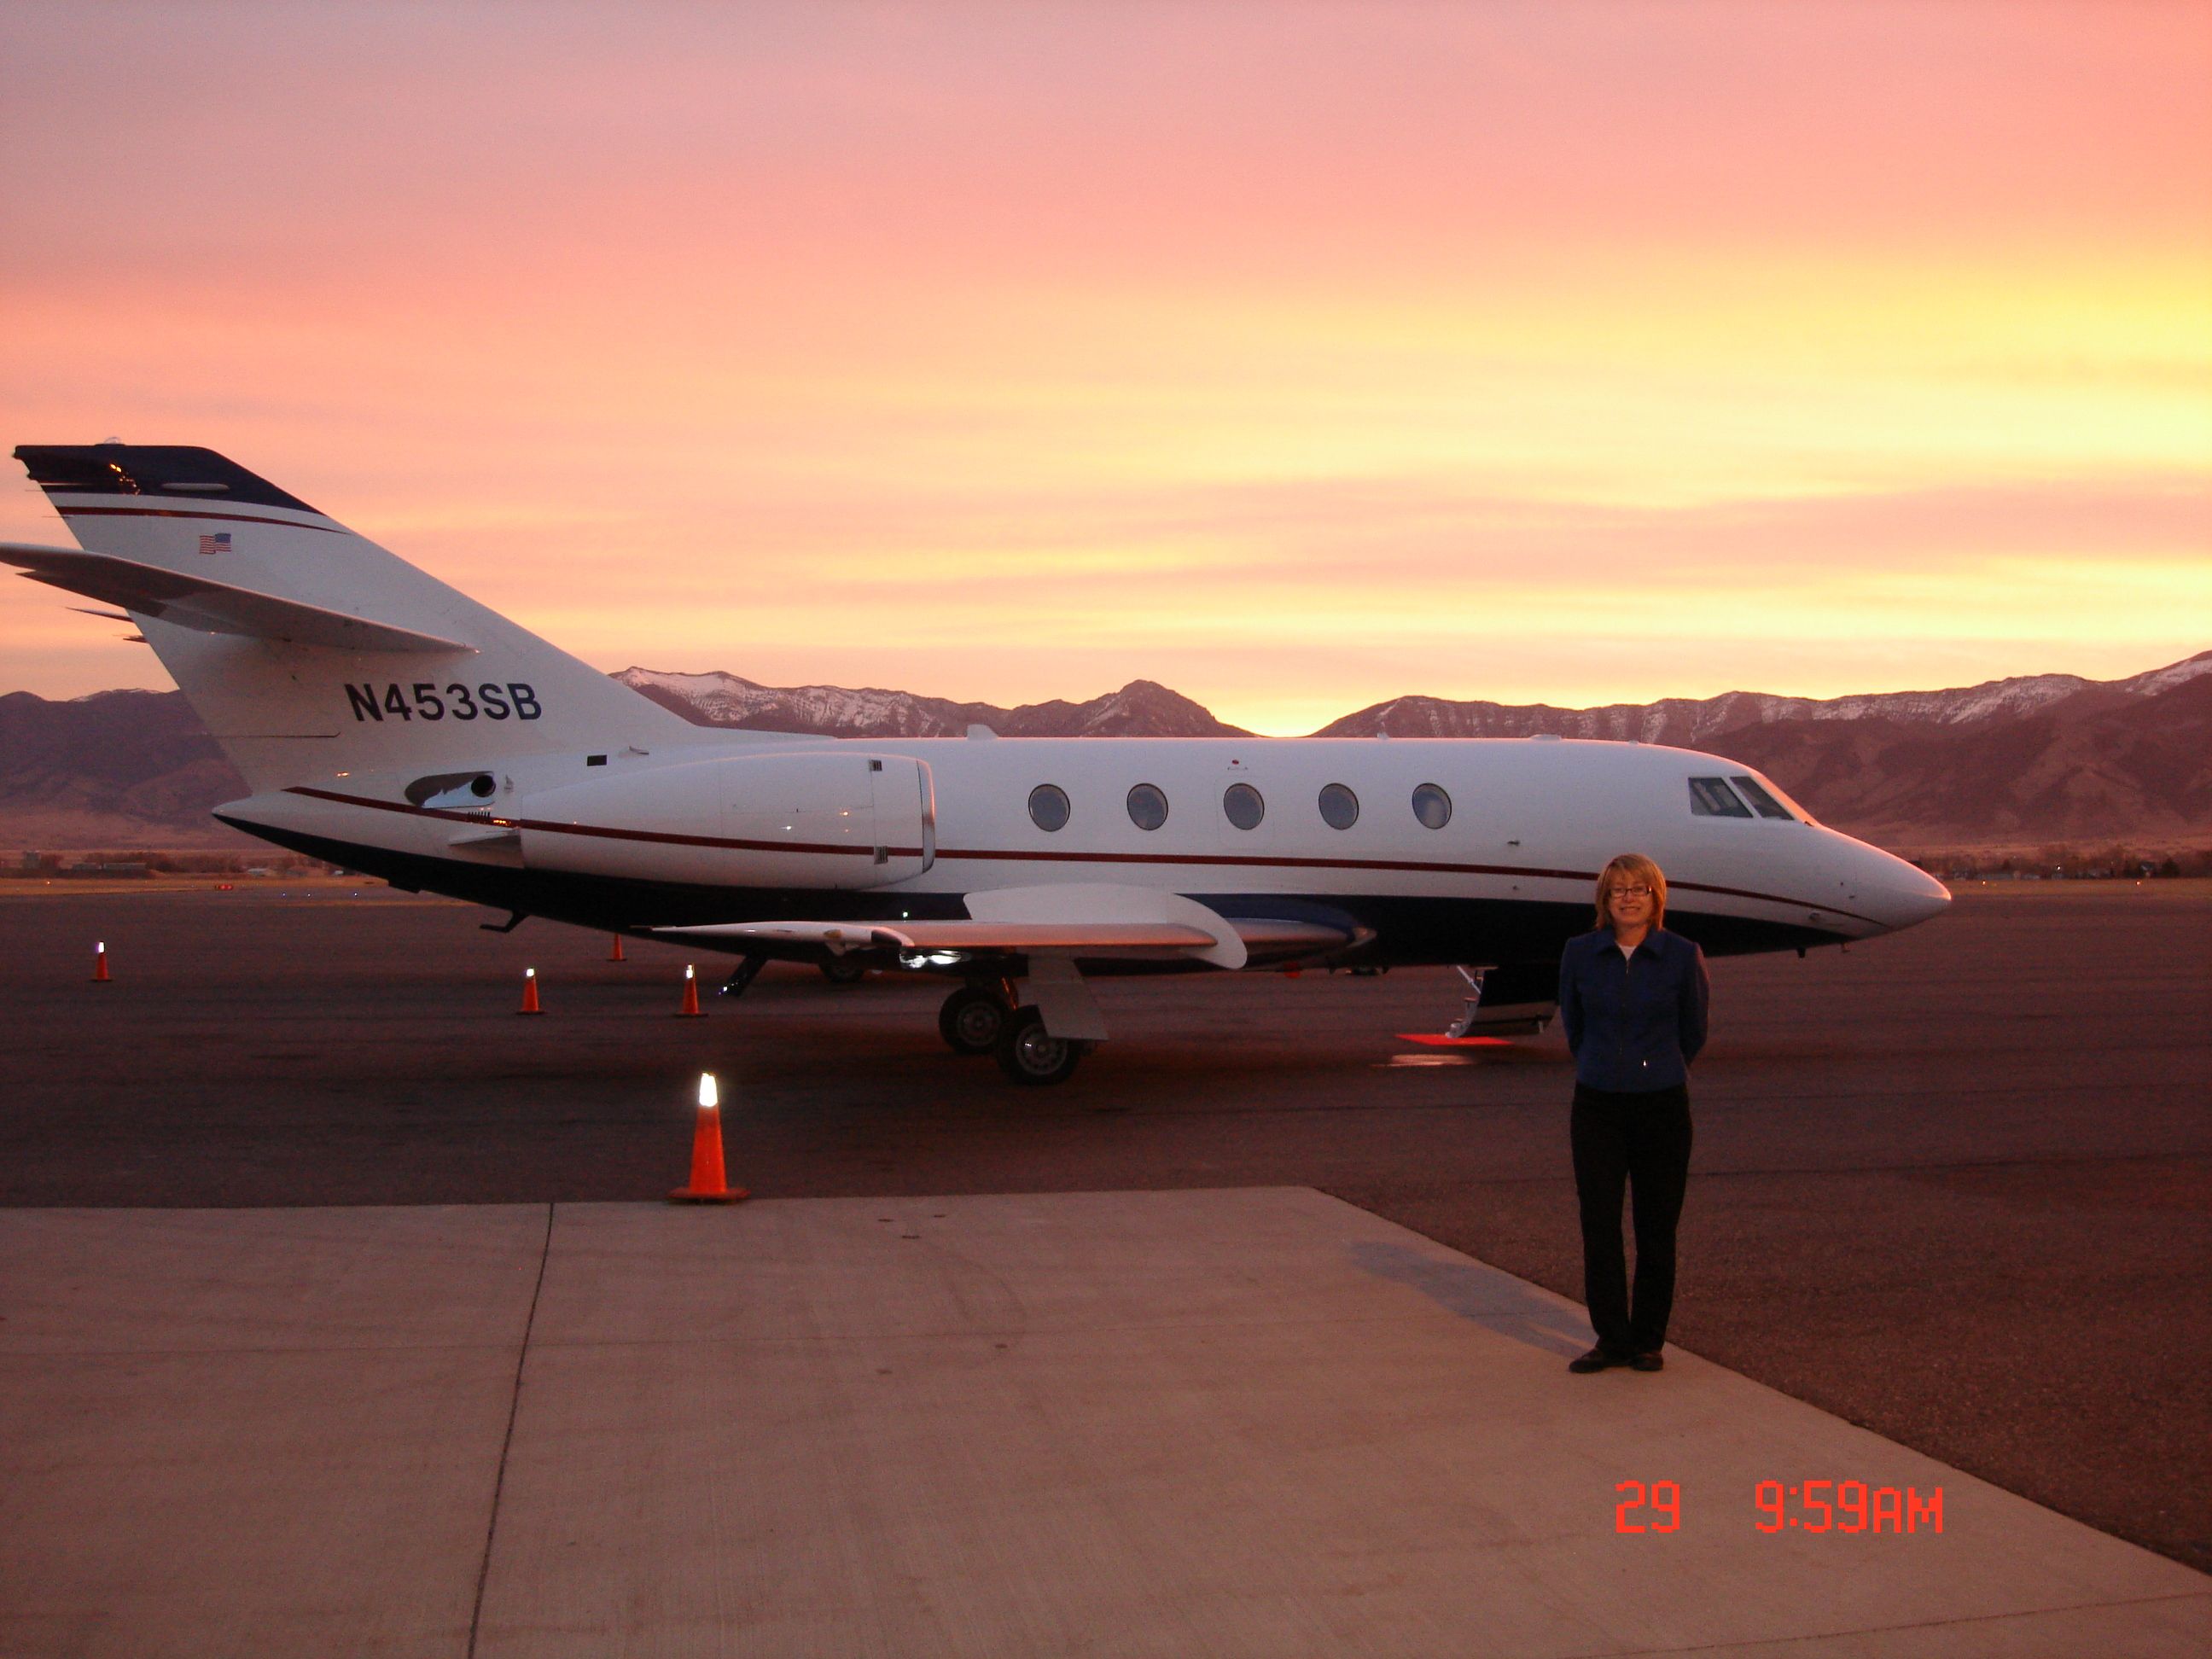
[
  {"left": 818, "top": 957, "right": 870, "bottom": 986},
  {"left": 993, "top": 1006, "right": 1085, "bottom": 1086},
  {"left": 938, "top": 985, "right": 1009, "bottom": 1055}
]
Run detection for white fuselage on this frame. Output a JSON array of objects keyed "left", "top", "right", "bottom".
[{"left": 222, "top": 727, "right": 1951, "bottom": 958}]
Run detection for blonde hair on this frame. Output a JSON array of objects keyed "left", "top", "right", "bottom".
[{"left": 1595, "top": 853, "right": 1667, "bottom": 930}]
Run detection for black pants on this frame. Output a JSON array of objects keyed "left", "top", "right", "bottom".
[{"left": 1571, "top": 1083, "right": 1693, "bottom": 1355}]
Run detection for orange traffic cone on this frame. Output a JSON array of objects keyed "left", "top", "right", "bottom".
[
  {"left": 518, "top": 967, "right": 544, "bottom": 1016},
  {"left": 91, "top": 940, "right": 111, "bottom": 982},
  {"left": 671, "top": 1072, "right": 746, "bottom": 1202},
  {"left": 608, "top": 934, "right": 626, "bottom": 963},
  {"left": 676, "top": 963, "right": 703, "bottom": 1017}
]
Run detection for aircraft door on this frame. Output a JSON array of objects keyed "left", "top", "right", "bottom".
[{"left": 868, "top": 755, "right": 935, "bottom": 878}]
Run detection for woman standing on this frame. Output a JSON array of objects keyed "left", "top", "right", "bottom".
[{"left": 1556, "top": 853, "right": 1709, "bottom": 1374}]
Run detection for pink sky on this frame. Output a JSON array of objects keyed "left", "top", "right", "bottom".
[{"left": 3, "top": 2, "right": 2206, "bottom": 733}]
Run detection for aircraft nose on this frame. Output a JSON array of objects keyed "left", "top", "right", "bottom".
[{"left": 1869, "top": 861, "right": 1952, "bottom": 931}]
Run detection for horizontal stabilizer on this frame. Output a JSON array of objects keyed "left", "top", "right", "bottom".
[{"left": 0, "top": 542, "right": 475, "bottom": 655}]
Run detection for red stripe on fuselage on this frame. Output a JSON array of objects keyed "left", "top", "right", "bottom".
[{"left": 283, "top": 786, "right": 916, "bottom": 859}]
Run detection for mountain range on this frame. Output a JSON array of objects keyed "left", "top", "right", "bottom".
[
  {"left": 615, "top": 669, "right": 1244, "bottom": 739},
  {"left": 3, "top": 651, "right": 2207, "bottom": 855}
]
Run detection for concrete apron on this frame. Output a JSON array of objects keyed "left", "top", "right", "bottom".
[{"left": 0, "top": 1190, "right": 2203, "bottom": 1658}]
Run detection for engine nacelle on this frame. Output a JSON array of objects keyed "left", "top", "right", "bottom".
[{"left": 516, "top": 750, "right": 934, "bottom": 890}]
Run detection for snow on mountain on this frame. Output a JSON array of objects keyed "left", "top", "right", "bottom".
[
  {"left": 612, "top": 669, "right": 1249, "bottom": 739},
  {"left": 1316, "top": 653, "right": 2212, "bottom": 742},
  {"left": 2114, "top": 649, "right": 2212, "bottom": 698},
  {"left": 615, "top": 654, "right": 2211, "bottom": 747}
]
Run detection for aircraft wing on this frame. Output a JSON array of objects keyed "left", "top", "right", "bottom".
[
  {"left": 1, "top": 542, "right": 474, "bottom": 654},
  {"left": 657, "top": 918, "right": 1224, "bottom": 959},
  {"left": 655, "top": 887, "right": 1363, "bottom": 969}
]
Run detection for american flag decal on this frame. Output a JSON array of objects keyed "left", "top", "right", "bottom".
[{"left": 196, "top": 532, "right": 231, "bottom": 556}]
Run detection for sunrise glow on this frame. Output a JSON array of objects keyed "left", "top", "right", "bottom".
[{"left": 2, "top": 3, "right": 2205, "bottom": 732}]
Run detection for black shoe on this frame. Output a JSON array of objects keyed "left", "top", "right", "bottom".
[
  {"left": 1629, "top": 1350, "right": 1665, "bottom": 1372},
  {"left": 1568, "top": 1346, "right": 1627, "bottom": 1373}
]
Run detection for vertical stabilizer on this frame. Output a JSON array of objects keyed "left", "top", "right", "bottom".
[{"left": 11, "top": 444, "right": 690, "bottom": 792}]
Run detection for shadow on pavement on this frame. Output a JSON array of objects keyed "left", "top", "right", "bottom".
[{"left": 1348, "top": 1239, "right": 1588, "bottom": 1358}]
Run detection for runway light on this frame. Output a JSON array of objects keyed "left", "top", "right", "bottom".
[{"left": 699, "top": 1071, "right": 719, "bottom": 1110}]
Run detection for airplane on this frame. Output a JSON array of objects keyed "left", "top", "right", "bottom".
[{"left": 5, "top": 442, "right": 1951, "bottom": 1083}]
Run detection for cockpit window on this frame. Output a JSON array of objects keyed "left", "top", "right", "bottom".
[
  {"left": 1688, "top": 777, "right": 1753, "bottom": 818},
  {"left": 1730, "top": 775, "right": 1795, "bottom": 820}
]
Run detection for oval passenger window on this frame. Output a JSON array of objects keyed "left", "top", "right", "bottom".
[
  {"left": 1126, "top": 783, "right": 1168, "bottom": 831},
  {"left": 1027, "top": 784, "right": 1071, "bottom": 832},
  {"left": 1318, "top": 783, "right": 1359, "bottom": 830},
  {"left": 1222, "top": 783, "right": 1265, "bottom": 831},
  {"left": 1412, "top": 783, "right": 1452, "bottom": 830}
]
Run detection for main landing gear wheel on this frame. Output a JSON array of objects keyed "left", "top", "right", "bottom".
[
  {"left": 994, "top": 1006, "right": 1086, "bottom": 1086},
  {"left": 939, "top": 985, "right": 1010, "bottom": 1055},
  {"left": 818, "top": 956, "right": 870, "bottom": 986}
]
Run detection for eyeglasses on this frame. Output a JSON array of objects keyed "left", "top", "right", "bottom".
[{"left": 1609, "top": 885, "right": 1654, "bottom": 900}]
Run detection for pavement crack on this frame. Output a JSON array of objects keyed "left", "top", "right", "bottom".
[{"left": 467, "top": 1200, "right": 553, "bottom": 1659}]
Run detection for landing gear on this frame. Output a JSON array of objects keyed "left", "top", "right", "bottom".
[
  {"left": 938, "top": 984, "right": 1010, "bottom": 1055},
  {"left": 1445, "top": 964, "right": 1488, "bottom": 1039},
  {"left": 818, "top": 956, "right": 870, "bottom": 986},
  {"left": 719, "top": 953, "right": 767, "bottom": 999},
  {"left": 993, "top": 1005, "right": 1086, "bottom": 1086}
]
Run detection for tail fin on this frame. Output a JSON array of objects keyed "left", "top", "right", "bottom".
[{"left": 9, "top": 443, "right": 689, "bottom": 792}]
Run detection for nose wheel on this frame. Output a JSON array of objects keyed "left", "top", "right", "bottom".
[{"left": 939, "top": 984, "right": 1011, "bottom": 1055}]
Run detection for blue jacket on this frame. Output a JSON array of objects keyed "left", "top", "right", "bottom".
[{"left": 1557, "top": 927, "right": 1710, "bottom": 1092}]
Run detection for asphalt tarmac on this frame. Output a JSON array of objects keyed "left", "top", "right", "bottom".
[{"left": 2, "top": 878, "right": 2207, "bottom": 1578}]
